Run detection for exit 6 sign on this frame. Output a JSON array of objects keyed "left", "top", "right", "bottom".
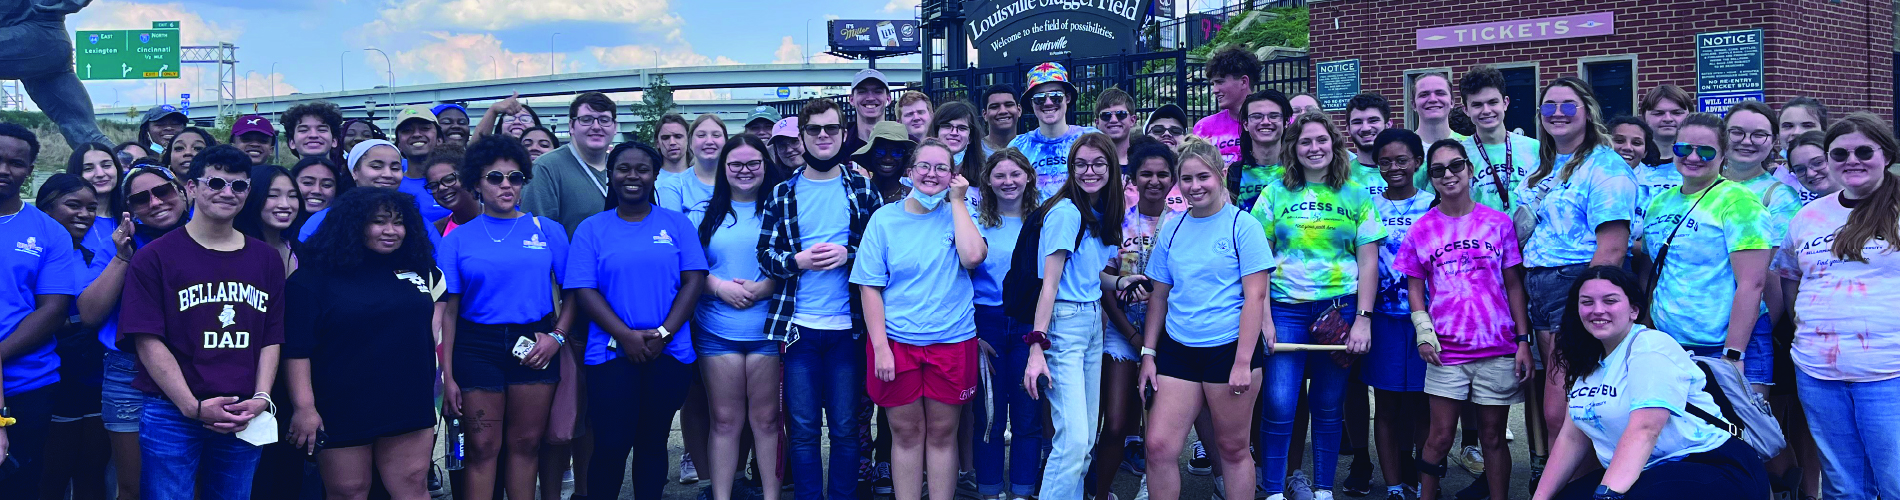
[{"left": 75, "top": 24, "right": 181, "bottom": 80}]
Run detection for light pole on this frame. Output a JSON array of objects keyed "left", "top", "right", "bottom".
[
  {"left": 488, "top": 55, "right": 498, "bottom": 79},
  {"left": 548, "top": 32, "right": 562, "bottom": 76},
  {"left": 806, "top": 19, "right": 812, "bottom": 64},
  {"left": 268, "top": 62, "right": 278, "bottom": 103},
  {"left": 365, "top": 47, "right": 393, "bottom": 113},
  {"left": 340, "top": 50, "right": 351, "bottom": 93}
]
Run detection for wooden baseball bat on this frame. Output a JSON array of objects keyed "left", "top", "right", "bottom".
[{"left": 1271, "top": 343, "right": 1349, "bottom": 352}]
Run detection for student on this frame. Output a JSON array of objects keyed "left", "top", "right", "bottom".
[
  {"left": 1019, "top": 133, "right": 1125, "bottom": 500},
  {"left": 298, "top": 140, "right": 401, "bottom": 242},
  {"left": 746, "top": 105, "right": 785, "bottom": 143},
  {"left": 1412, "top": 73, "right": 1463, "bottom": 145},
  {"left": 474, "top": 94, "right": 541, "bottom": 140},
  {"left": 1096, "top": 87, "right": 1138, "bottom": 166},
  {"left": 281, "top": 101, "right": 344, "bottom": 161},
  {"left": 1290, "top": 94, "right": 1322, "bottom": 116},
  {"left": 521, "top": 126, "right": 560, "bottom": 164},
  {"left": 138, "top": 105, "right": 188, "bottom": 154},
  {"left": 1364, "top": 128, "right": 1433, "bottom": 499},
  {"left": 849, "top": 69, "right": 894, "bottom": 152},
  {"left": 659, "top": 114, "right": 728, "bottom": 218},
  {"left": 290, "top": 155, "right": 351, "bottom": 221},
  {"left": 233, "top": 164, "right": 302, "bottom": 273},
  {"left": 969, "top": 148, "right": 1043, "bottom": 500},
  {"left": 1775, "top": 98, "right": 1830, "bottom": 203},
  {"left": 760, "top": 97, "right": 883, "bottom": 500},
  {"left": 1195, "top": 47, "right": 1260, "bottom": 164},
  {"left": 1136, "top": 137, "right": 1272, "bottom": 500},
  {"left": 118, "top": 141, "right": 155, "bottom": 165},
  {"left": 1231, "top": 90, "right": 1292, "bottom": 213},
  {"left": 1098, "top": 137, "right": 1180, "bottom": 497},
  {"left": 852, "top": 137, "right": 986, "bottom": 500},
  {"left": 656, "top": 113, "right": 694, "bottom": 182},
  {"left": 1145, "top": 104, "right": 1188, "bottom": 149},
  {"left": 525, "top": 92, "right": 618, "bottom": 237},
  {"left": 854, "top": 121, "right": 918, "bottom": 204},
  {"left": 162, "top": 127, "right": 214, "bottom": 175},
  {"left": 929, "top": 100, "right": 985, "bottom": 184},
  {"left": 424, "top": 146, "right": 480, "bottom": 235},
  {"left": 1517, "top": 78, "right": 1635, "bottom": 454},
  {"left": 694, "top": 135, "right": 788, "bottom": 500},
  {"left": 897, "top": 92, "right": 934, "bottom": 143},
  {"left": 67, "top": 142, "right": 125, "bottom": 218},
  {"left": 434, "top": 103, "right": 473, "bottom": 146},
  {"left": 1719, "top": 101, "right": 1799, "bottom": 388},
  {"left": 229, "top": 115, "right": 278, "bottom": 166},
  {"left": 1640, "top": 85, "right": 1692, "bottom": 165},
  {"left": 390, "top": 105, "right": 450, "bottom": 222},
  {"left": 1532, "top": 266, "right": 1768, "bottom": 500},
  {"left": 439, "top": 135, "right": 574, "bottom": 500},
  {"left": 1346, "top": 92, "right": 1394, "bottom": 197},
  {"left": 1608, "top": 116, "right": 1675, "bottom": 226},
  {"left": 771, "top": 117, "right": 807, "bottom": 173},
  {"left": 1457, "top": 65, "right": 1541, "bottom": 214},
  {"left": 119, "top": 145, "right": 284, "bottom": 500},
  {"left": 0, "top": 125, "right": 82, "bottom": 498},
  {"left": 1401, "top": 139, "right": 1530, "bottom": 500},
  {"left": 33, "top": 173, "right": 113, "bottom": 500},
  {"left": 1009, "top": 63, "right": 1099, "bottom": 199},
  {"left": 1639, "top": 112, "right": 1773, "bottom": 361},
  {"left": 980, "top": 84, "right": 1021, "bottom": 157},
  {"left": 568, "top": 139, "right": 709, "bottom": 500},
  {"left": 1248, "top": 112, "right": 1383, "bottom": 500},
  {"left": 1774, "top": 113, "right": 1900, "bottom": 499},
  {"left": 340, "top": 119, "right": 385, "bottom": 153},
  {"left": 1784, "top": 131, "right": 1838, "bottom": 198},
  {"left": 284, "top": 187, "right": 440, "bottom": 500}
]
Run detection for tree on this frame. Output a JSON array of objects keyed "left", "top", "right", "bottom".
[{"left": 629, "top": 74, "right": 676, "bottom": 143}]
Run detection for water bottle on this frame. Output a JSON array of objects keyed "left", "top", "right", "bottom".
[{"left": 446, "top": 417, "right": 465, "bottom": 471}]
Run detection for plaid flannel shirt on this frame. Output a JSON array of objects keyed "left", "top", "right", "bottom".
[{"left": 757, "top": 165, "right": 883, "bottom": 345}]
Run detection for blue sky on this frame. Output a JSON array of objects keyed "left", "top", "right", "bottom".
[{"left": 66, "top": 0, "right": 922, "bottom": 109}]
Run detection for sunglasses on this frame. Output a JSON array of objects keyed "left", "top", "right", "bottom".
[
  {"left": 1673, "top": 143, "right": 1719, "bottom": 162},
  {"left": 1098, "top": 110, "right": 1130, "bottom": 122},
  {"left": 484, "top": 170, "right": 530, "bottom": 186},
  {"left": 1830, "top": 145, "right": 1879, "bottom": 162},
  {"left": 802, "top": 124, "right": 843, "bottom": 137},
  {"left": 127, "top": 183, "right": 179, "bottom": 206},
  {"left": 198, "top": 177, "right": 250, "bottom": 194},
  {"left": 1540, "top": 103, "right": 1579, "bottom": 117},
  {"left": 1147, "top": 125, "right": 1185, "bottom": 136},
  {"left": 425, "top": 173, "right": 460, "bottom": 193},
  {"left": 873, "top": 148, "right": 909, "bottom": 160},
  {"left": 1426, "top": 159, "right": 1470, "bottom": 178},
  {"left": 1031, "top": 91, "right": 1066, "bottom": 106}
]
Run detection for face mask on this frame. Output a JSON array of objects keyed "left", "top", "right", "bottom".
[{"left": 910, "top": 185, "right": 949, "bottom": 211}]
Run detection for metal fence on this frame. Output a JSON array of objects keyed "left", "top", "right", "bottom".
[
  {"left": 762, "top": 88, "right": 909, "bottom": 127},
  {"left": 919, "top": 50, "right": 1311, "bottom": 134}
]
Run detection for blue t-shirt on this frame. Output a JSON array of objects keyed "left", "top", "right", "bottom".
[
  {"left": 1037, "top": 199, "right": 1116, "bottom": 303},
  {"left": 658, "top": 170, "right": 717, "bottom": 219},
  {"left": 1568, "top": 326, "right": 1731, "bottom": 469},
  {"left": 79, "top": 216, "right": 126, "bottom": 352},
  {"left": 398, "top": 172, "right": 450, "bottom": 222},
  {"left": 1374, "top": 190, "right": 1436, "bottom": 315},
  {"left": 790, "top": 175, "right": 854, "bottom": 326},
  {"left": 297, "top": 207, "right": 329, "bottom": 242},
  {"left": 1517, "top": 145, "right": 1637, "bottom": 268},
  {"left": 1007, "top": 126, "right": 1099, "bottom": 200},
  {"left": 851, "top": 203, "right": 977, "bottom": 345},
  {"left": 690, "top": 201, "right": 771, "bottom": 342},
  {"left": 566, "top": 208, "right": 708, "bottom": 364},
  {"left": 1147, "top": 204, "right": 1274, "bottom": 346},
  {"left": 440, "top": 213, "right": 569, "bottom": 325},
  {"left": 1, "top": 204, "right": 81, "bottom": 395},
  {"left": 972, "top": 215, "right": 1024, "bottom": 306}
]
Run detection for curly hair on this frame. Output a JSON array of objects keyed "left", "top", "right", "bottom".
[
  {"left": 282, "top": 101, "right": 344, "bottom": 143},
  {"left": 1204, "top": 46, "right": 1259, "bottom": 82},
  {"left": 301, "top": 187, "right": 436, "bottom": 274},
  {"left": 459, "top": 134, "right": 534, "bottom": 202}
]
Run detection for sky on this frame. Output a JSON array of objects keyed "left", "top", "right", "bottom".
[{"left": 61, "top": 0, "right": 926, "bottom": 110}]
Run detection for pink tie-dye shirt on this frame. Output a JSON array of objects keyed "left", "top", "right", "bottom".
[{"left": 1394, "top": 204, "right": 1523, "bottom": 365}]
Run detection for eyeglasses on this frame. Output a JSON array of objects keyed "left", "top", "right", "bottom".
[
  {"left": 127, "top": 183, "right": 179, "bottom": 206},
  {"left": 912, "top": 162, "right": 955, "bottom": 174},
  {"left": 1426, "top": 159, "right": 1470, "bottom": 178},
  {"left": 802, "top": 124, "right": 843, "bottom": 137},
  {"left": 1073, "top": 160, "right": 1112, "bottom": 173},
  {"left": 1376, "top": 155, "right": 1417, "bottom": 169},
  {"left": 1831, "top": 145, "right": 1879, "bottom": 162},
  {"left": 1098, "top": 111, "right": 1129, "bottom": 122},
  {"left": 1147, "top": 125, "right": 1185, "bottom": 136},
  {"left": 1673, "top": 143, "right": 1719, "bottom": 162},
  {"left": 1540, "top": 103, "right": 1579, "bottom": 117},
  {"left": 726, "top": 160, "right": 766, "bottom": 172},
  {"left": 1031, "top": 91, "right": 1066, "bottom": 106},
  {"left": 425, "top": 173, "right": 460, "bottom": 193},
  {"left": 500, "top": 114, "right": 533, "bottom": 124},
  {"left": 1727, "top": 129, "right": 1774, "bottom": 145},
  {"left": 484, "top": 170, "right": 530, "bottom": 186},
  {"left": 198, "top": 177, "right": 250, "bottom": 194},
  {"left": 937, "top": 123, "right": 972, "bottom": 134},
  {"left": 1790, "top": 156, "right": 1825, "bottom": 176},
  {"left": 1247, "top": 112, "right": 1285, "bottom": 124},
  {"left": 572, "top": 115, "right": 615, "bottom": 127}
]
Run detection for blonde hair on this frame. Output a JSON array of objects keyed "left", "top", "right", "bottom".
[{"left": 1529, "top": 77, "right": 1611, "bottom": 187}]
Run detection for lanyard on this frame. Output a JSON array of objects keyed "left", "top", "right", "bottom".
[
  {"left": 570, "top": 145, "right": 608, "bottom": 197},
  {"left": 1474, "top": 137, "right": 1513, "bottom": 206}
]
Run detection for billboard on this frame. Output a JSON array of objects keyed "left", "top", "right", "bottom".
[
  {"left": 75, "top": 21, "right": 181, "bottom": 80},
  {"left": 966, "top": 0, "right": 1154, "bottom": 66},
  {"left": 828, "top": 20, "right": 922, "bottom": 55}
]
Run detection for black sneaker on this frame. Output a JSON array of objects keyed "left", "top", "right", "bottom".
[
  {"left": 1341, "top": 460, "right": 1373, "bottom": 496},
  {"left": 1383, "top": 491, "right": 1404, "bottom": 500},
  {"left": 874, "top": 462, "right": 895, "bottom": 495},
  {"left": 1187, "top": 441, "right": 1213, "bottom": 476},
  {"left": 1454, "top": 473, "right": 1488, "bottom": 500}
]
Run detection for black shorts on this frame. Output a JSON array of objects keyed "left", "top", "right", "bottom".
[
  {"left": 1153, "top": 334, "right": 1266, "bottom": 384},
  {"left": 50, "top": 326, "right": 104, "bottom": 420},
  {"left": 452, "top": 320, "right": 560, "bottom": 392}
]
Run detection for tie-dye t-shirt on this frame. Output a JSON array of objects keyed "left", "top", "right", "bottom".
[
  {"left": 1641, "top": 181, "right": 1772, "bottom": 348},
  {"left": 1193, "top": 112, "right": 1243, "bottom": 165},
  {"left": 1394, "top": 205, "right": 1522, "bottom": 365},
  {"left": 1115, "top": 206, "right": 1183, "bottom": 330},
  {"left": 1249, "top": 178, "right": 1387, "bottom": 302},
  {"left": 1373, "top": 190, "right": 1435, "bottom": 315},
  {"left": 1771, "top": 167, "right": 1826, "bottom": 205},
  {"left": 1007, "top": 125, "right": 1099, "bottom": 201},
  {"left": 1516, "top": 145, "right": 1637, "bottom": 268},
  {"left": 1457, "top": 134, "right": 1540, "bottom": 214},
  {"left": 1232, "top": 162, "right": 1282, "bottom": 213},
  {"left": 1772, "top": 195, "right": 1900, "bottom": 382},
  {"left": 1731, "top": 171, "right": 1803, "bottom": 243},
  {"left": 1633, "top": 162, "right": 1684, "bottom": 241},
  {"left": 1350, "top": 162, "right": 1388, "bottom": 199}
]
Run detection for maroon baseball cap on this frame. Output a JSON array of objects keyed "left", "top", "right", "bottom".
[{"left": 231, "top": 114, "right": 277, "bottom": 139}]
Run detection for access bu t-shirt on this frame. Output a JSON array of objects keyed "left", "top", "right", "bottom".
[
  {"left": 1394, "top": 205, "right": 1522, "bottom": 365},
  {"left": 1641, "top": 182, "right": 1772, "bottom": 347},
  {"left": 1567, "top": 326, "right": 1731, "bottom": 469},
  {"left": 118, "top": 230, "right": 286, "bottom": 398}
]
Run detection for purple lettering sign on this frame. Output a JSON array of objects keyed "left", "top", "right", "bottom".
[{"left": 1416, "top": 11, "right": 1615, "bottom": 50}]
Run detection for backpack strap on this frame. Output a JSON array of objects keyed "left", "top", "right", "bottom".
[{"left": 1683, "top": 360, "right": 1746, "bottom": 439}]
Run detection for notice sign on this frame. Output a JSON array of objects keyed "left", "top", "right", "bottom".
[
  {"left": 1416, "top": 12, "right": 1614, "bottom": 50},
  {"left": 1695, "top": 29, "right": 1765, "bottom": 113},
  {"left": 965, "top": 0, "right": 1153, "bottom": 66},
  {"left": 1315, "top": 59, "right": 1360, "bottom": 112}
]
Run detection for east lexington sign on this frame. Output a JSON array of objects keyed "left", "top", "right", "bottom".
[{"left": 1416, "top": 12, "right": 1615, "bottom": 50}]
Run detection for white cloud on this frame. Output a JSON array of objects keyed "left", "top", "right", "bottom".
[
  {"left": 881, "top": 0, "right": 919, "bottom": 14},
  {"left": 237, "top": 71, "right": 300, "bottom": 99},
  {"left": 70, "top": 1, "right": 243, "bottom": 45},
  {"left": 772, "top": 36, "right": 850, "bottom": 64},
  {"left": 377, "top": 0, "right": 681, "bottom": 31}
]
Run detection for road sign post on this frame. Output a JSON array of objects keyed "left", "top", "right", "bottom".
[{"left": 76, "top": 22, "right": 181, "bottom": 81}]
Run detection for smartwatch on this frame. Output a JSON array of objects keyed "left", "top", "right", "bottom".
[
  {"left": 1514, "top": 334, "right": 1532, "bottom": 345},
  {"left": 656, "top": 325, "right": 674, "bottom": 339},
  {"left": 1724, "top": 348, "right": 1745, "bottom": 361},
  {"left": 548, "top": 331, "right": 568, "bottom": 346}
]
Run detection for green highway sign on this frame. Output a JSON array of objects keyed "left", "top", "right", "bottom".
[
  {"left": 152, "top": 21, "right": 179, "bottom": 29},
  {"left": 75, "top": 25, "right": 180, "bottom": 80}
]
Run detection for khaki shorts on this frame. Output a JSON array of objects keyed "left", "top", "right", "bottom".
[{"left": 1424, "top": 355, "right": 1523, "bottom": 405}]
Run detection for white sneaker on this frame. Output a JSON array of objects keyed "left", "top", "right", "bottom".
[
  {"left": 1456, "top": 445, "right": 1486, "bottom": 475},
  {"left": 1134, "top": 474, "right": 1150, "bottom": 500},
  {"left": 1264, "top": 495, "right": 1286, "bottom": 500},
  {"left": 1211, "top": 476, "right": 1223, "bottom": 500},
  {"left": 1506, "top": 428, "right": 1516, "bottom": 441},
  {"left": 1284, "top": 471, "right": 1314, "bottom": 500},
  {"left": 680, "top": 453, "right": 701, "bottom": 484},
  {"left": 1312, "top": 491, "right": 1333, "bottom": 500}
]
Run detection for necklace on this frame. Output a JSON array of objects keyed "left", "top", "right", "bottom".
[
  {"left": 0, "top": 203, "right": 21, "bottom": 225},
  {"left": 483, "top": 212, "right": 524, "bottom": 243}
]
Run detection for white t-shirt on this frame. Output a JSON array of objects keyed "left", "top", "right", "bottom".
[
  {"left": 1772, "top": 194, "right": 1900, "bottom": 382},
  {"left": 1567, "top": 326, "right": 1730, "bottom": 469}
]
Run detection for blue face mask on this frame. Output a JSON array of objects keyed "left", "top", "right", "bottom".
[{"left": 910, "top": 186, "right": 949, "bottom": 211}]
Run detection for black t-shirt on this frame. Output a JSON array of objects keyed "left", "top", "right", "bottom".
[{"left": 284, "top": 260, "right": 442, "bottom": 443}]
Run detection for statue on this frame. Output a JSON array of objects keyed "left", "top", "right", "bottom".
[{"left": 1, "top": 0, "right": 112, "bottom": 148}]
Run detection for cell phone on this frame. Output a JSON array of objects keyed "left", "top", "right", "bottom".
[
  {"left": 1142, "top": 384, "right": 1158, "bottom": 410},
  {"left": 512, "top": 336, "right": 536, "bottom": 360}
]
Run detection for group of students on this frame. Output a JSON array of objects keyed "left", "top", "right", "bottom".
[{"left": 0, "top": 45, "right": 1896, "bottom": 500}]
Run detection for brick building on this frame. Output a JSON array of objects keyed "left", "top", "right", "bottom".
[{"left": 1305, "top": 0, "right": 1894, "bottom": 133}]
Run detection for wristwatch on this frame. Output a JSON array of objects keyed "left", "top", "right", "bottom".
[
  {"left": 548, "top": 330, "right": 568, "bottom": 346},
  {"left": 1514, "top": 334, "right": 1532, "bottom": 345},
  {"left": 1724, "top": 348, "right": 1745, "bottom": 361},
  {"left": 1593, "top": 485, "right": 1626, "bottom": 500},
  {"left": 656, "top": 325, "right": 674, "bottom": 339},
  {"left": 1356, "top": 310, "right": 1374, "bottom": 319},
  {"left": 1140, "top": 346, "right": 1157, "bottom": 357},
  {"left": 0, "top": 406, "right": 13, "bottom": 428},
  {"left": 1023, "top": 331, "right": 1052, "bottom": 350}
]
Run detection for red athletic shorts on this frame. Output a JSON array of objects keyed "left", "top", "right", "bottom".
[{"left": 865, "top": 338, "right": 979, "bottom": 407}]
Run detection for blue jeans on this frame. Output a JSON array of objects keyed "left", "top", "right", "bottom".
[
  {"left": 784, "top": 327, "right": 863, "bottom": 500},
  {"left": 1037, "top": 301, "right": 1103, "bottom": 500},
  {"left": 585, "top": 355, "right": 692, "bottom": 500},
  {"left": 139, "top": 395, "right": 263, "bottom": 500},
  {"left": 1796, "top": 371, "right": 1900, "bottom": 500},
  {"left": 972, "top": 305, "right": 1042, "bottom": 496},
  {"left": 1259, "top": 297, "right": 1355, "bottom": 494}
]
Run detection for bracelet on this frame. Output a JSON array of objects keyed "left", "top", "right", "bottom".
[
  {"left": 252, "top": 392, "right": 273, "bottom": 404},
  {"left": 1139, "top": 346, "right": 1157, "bottom": 357}
]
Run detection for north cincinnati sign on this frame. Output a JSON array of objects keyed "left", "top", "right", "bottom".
[{"left": 966, "top": 0, "right": 1152, "bottom": 65}]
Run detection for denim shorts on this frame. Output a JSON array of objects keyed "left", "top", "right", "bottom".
[
  {"left": 1745, "top": 314, "right": 1774, "bottom": 385},
  {"left": 452, "top": 320, "right": 560, "bottom": 392},
  {"left": 697, "top": 333, "right": 781, "bottom": 357},
  {"left": 101, "top": 349, "right": 143, "bottom": 433},
  {"left": 1525, "top": 264, "right": 1588, "bottom": 332}
]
